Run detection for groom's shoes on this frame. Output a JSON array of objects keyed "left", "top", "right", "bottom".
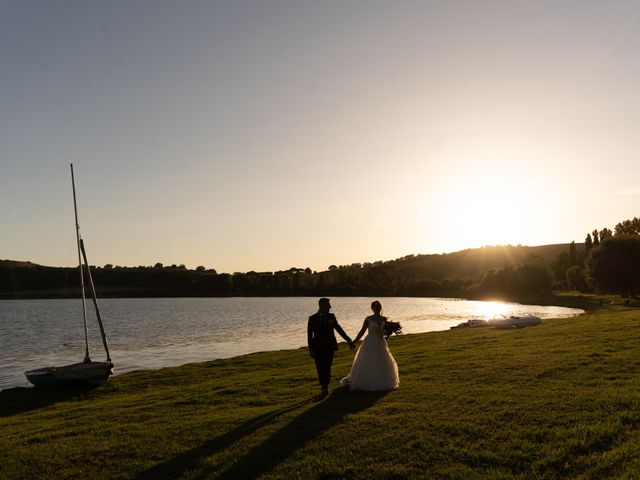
[{"left": 313, "top": 389, "right": 328, "bottom": 401}]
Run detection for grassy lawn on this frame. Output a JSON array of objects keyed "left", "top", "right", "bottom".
[{"left": 2, "top": 295, "right": 640, "bottom": 479}]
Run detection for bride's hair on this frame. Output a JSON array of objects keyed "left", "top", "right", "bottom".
[{"left": 371, "top": 300, "right": 383, "bottom": 314}]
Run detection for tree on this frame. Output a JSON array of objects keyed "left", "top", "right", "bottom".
[
  {"left": 569, "top": 241, "right": 578, "bottom": 266},
  {"left": 551, "top": 251, "right": 570, "bottom": 284},
  {"left": 587, "top": 235, "right": 640, "bottom": 296},
  {"left": 566, "top": 265, "right": 587, "bottom": 292},
  {"left": 600, "top": 228, "right": 613, "bottom": 241},
  {"left": 103, "top": 264, "right": 113, "bottom": 270},
  {"left": 585, "top": 233, "right": 593, "bottom": 252},
  {"left": 592, "top": 229, "right": 600, "bottom": 247},
  {"left": 614, "top": 217, "right": 640, "bottom": 236},
  {"left": 516, "top": 262, "right": 553, "bottom": 295},
  {"left": 472, "top": 261, "right": 552, "bottom": 299},
  {"left": 154, "top": 262, "right": 163, "bottom": 269},
  {"left": 196, "top": 266, "right": 206, "bottom": 272}
]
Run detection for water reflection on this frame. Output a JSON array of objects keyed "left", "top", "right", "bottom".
[
  {"left": 472, "top": 300, "right": 510, "bottom": 319},
  {"left": 0, "top": 297, "right": 583, "bottom": 390}
]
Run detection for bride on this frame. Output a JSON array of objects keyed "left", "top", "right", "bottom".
[{"left": 341, "top": 300, "right": 400, "bottom": 391}]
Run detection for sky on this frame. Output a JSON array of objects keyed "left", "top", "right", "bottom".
[{"left": 2, "top": 1, "right": 640, "bottom": 273}]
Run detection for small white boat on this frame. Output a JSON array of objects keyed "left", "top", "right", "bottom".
[
  {"left": 25, "top": 164, "right": 114, "bottom": 388},
  {"left": 487, "top": 315, "right": 542, "bottom": 329}
]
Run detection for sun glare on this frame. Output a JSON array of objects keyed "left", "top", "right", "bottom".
[
  {"left": 431, "top": 162, "right": 548, "bottom": 249},
  {"left": 474, "top": 300, "right": 510, "bottom": 319}
]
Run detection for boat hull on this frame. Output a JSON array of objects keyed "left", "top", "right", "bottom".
[
  {"left": 25, "top": 361, "right": 114, "bottom": 388},
  {"left": 487, "top": 316, "right": 542, "bottom": 328}
]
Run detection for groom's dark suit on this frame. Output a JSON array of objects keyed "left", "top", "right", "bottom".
[{"left": 308, "top": 312, "right": 352, "bottom": 391}]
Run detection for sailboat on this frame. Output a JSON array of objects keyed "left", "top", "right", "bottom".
[{"left": 25, "top": 164, "right": 114, "bottom": 387}]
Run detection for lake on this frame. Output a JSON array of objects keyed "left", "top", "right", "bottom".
[{"left": 0, "top": 297, "right": 583, "bottom": 390}]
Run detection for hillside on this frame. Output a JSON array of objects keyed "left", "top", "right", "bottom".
[
  {"left": 393, "top": 243, "right": 573, "bottom": 279},
  {"left": 0, "top": 259, "right": 38, "bottom": 268},
  {"left": 0, "top": 243, "right": 575, "bottom": 299}
]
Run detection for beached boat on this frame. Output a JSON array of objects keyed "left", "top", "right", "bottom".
[
  {"left": 25, "top": 164, "right": 113, "bottom": 388},
  {"left": 450, "top": 319, "right": 488, "bottom": 329},
  {"left": 25, "top": 361, "right": 113, "bottom": 387},
  {"left": 487, "top": 315, "right": 542, "bottom": 329}
]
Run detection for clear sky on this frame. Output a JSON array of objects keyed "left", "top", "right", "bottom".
[{"left": 2, "top": 1, "right": 639, "bottom": 273}]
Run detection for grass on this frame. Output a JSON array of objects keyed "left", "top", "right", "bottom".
[{"left": 2, "top": 294, "right": 640, "bottom": 479}]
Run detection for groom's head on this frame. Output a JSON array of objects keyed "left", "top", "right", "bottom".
[{"left": 318, "top": 297, "right": 331, "bottom": 313}]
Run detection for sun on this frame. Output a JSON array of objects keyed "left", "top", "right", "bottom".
[{"left": 434, "top": 166, "right": 544, "bottom": 249}]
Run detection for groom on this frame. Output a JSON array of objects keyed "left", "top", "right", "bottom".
[{"left": 308, "top": 298, "right": 354, "bottom": 397}]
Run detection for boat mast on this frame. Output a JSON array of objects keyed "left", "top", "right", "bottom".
[
  {"left": 79, "top": 240, "right": 111, "bottom": 362},
  {"left": 71, "top": 163, "right": 91, "bottom": 363}
]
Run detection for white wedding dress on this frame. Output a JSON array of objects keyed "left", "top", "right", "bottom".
[{"left": 341, "top": 315, "right": 400, "bottom": 391}]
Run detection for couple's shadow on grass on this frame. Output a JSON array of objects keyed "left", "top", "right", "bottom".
[{"left": 136, "top": 386, "right": 388, "bottom": 480}]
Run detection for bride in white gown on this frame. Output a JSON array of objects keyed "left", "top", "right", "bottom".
[{"left": 341, "top": 300, "right": 399, "bottom": 391}]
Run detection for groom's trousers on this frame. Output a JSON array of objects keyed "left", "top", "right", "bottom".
[{"left": 314, "top": 349, "right": 334, "bottom": 389}]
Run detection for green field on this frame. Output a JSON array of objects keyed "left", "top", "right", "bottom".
[{"left": 2, "top": 295, "right": 639, "bottom": 479}]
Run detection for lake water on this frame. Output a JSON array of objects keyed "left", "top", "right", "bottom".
[{"left": 0, "top": 297, "right": 583, "bottom": 391}]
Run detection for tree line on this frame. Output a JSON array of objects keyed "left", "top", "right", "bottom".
[
  {"left": 0, "top": 246, "right": 558, "bottom": 301},
  {"left": 1, "top": 217, "right": 637, "bottom": 301},
  {"left": 558, "top": 217, "right": 640, "bottom": 297}
]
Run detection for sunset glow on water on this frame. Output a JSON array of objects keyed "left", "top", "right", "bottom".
[{"left": 0, "top": 297, "right": 582, "bottom": 390}]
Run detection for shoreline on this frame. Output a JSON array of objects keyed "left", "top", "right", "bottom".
[
  {"left": 0, "top": 294, "right": 589, "bottom": 392},
  {"left": 0, "top": 290, "right": 594, "bottom": 306}
]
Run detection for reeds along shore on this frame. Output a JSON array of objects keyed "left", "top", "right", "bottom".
[{"left": 1, "top": 293, "right": 640, "bottom": 479}]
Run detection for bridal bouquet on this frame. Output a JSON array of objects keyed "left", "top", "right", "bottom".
[{"left": 383, "top": 319, "right": 403, "bottom": 338}]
